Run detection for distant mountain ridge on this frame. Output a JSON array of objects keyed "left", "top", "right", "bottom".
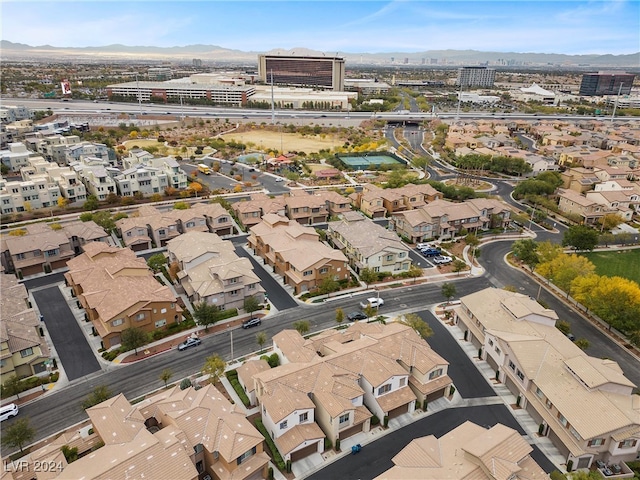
[{"left": 2, "top": 40, "right": 638, "bottom": 67}]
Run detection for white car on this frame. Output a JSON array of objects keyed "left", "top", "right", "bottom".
[
  {"left": 360, "top": 297, "right": 384, "bottom": 309},
  {"left": 416, "top": 243, "right": 436, "bottom": 250},
  {"left": 275, "top": 177, "right": 284, "bottom": 182},
  {"left": 0, "top": 403, "right": 19, "bottom": 422},
  {"left": 433, "top": 255, "right": 453, "bottom": 265}
]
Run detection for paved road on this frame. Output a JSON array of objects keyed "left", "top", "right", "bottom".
[
  {"left": 307, "top": 404, "right": 556, "bottom": 480},
  {"left": 420, "top": 310, "right": 496, "bottom": 398},
  {"left": 32, "top": 286, "right": 101, "bottom": 381}
]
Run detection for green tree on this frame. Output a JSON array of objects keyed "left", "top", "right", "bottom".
[
  {"left": 147, "top": 253, "right": 166, "bottom": 272},
  {"left": 512, "top": 238, "right": 540, "bottom": 271},
  {"left": 452, "top": 259, "right": 467, "bottom": 275},
  {"left": 441, "top": 282, "right": 456, "bottom": 303},
  {"left": 598, "top": 213, "right": 625, "bottom": 232},
  {"left": 193, "top": 301, "right": 219, "bottom": 331},
  {"left": 539, "top": 254, "right": 595, "bottom": 293},
  {"left": 3, "top": 375, "right": 23, "bottom": 399},
  {"left": 562, "top": 225, "right": 599, "bottom": 252},
  {"left": 574, "top": 338, "right": 590, "bottom": 351},
  {"left": 82, "top": 385, "right": 113, "bottom": 409},
  {"left": 398, "top": 313, "right": 433, "bottom": 339},
  {"left": 359, "top": 267, "right": 378, "bottom": 288},
  {"left": 628, "top": 330, "right": 640, "bottom": 347},
  {"left": 202, "top": 354, "right": 226, "bottom": 384},
  {"left": 120, "top": 327, "right": 148, "bottom": 355},
  {"left": 335, "top": 308, "right": 344, "bottom": 325},
  {"left": 406, "top": 264, "right": 423, "bottom": 284},
  {"left": 363, "top": 304, "right": 377, "bottom": 320},
  {"left": 318, "top": 276, "right": 340, "bottom": 296},
  {"left": 173, "top": 201, "right": 190, "bottom": 210},
  {"left": 160, "top": 368, "right": 173, "bottom": 388},
  {"left": 555, "top": 320, "right": 571, "bottom": 335},
  {"left": 1, "top": 417, "right": 35, "bottom": 453},
  {"left": 243, "top": 296, "right": 261, "bottom": 319},
  {"left": 83, "top": 195, "right": 99, "bottom": 211},
  {"left": 293, "top": 320, "right": 310, "bottom": 336},
  {"left": 256, "top": 332, "right": 267, "bottom": 353}
]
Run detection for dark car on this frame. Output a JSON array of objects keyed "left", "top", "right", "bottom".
[
  {"left": 242, "top": 318, "right": 262, "bottom": 329},
  {"left": 178, "top": 337, "right": 201, "bottom": 351},
  {"left": 420, "top": 248, "right": 441, "bottom": 257},
  {"left": 347, "top": 312, "right": 368, "bottom": 321}
]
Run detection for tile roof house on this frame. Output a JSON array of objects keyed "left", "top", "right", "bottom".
[
  {"left": 327, "top": 212, "right": 411, "bottom": 275},
  {"left": 0, "top": 273, "right": 51, "bottom": 384},
  {"left": 376, "top": 421, "right": 548, "bottom": 480},
  {"left": 557, "top": 188, "right": 610, "bottom": 225},
  {"left": 284, "top": 190, "right": 329, "bottom": 225},
  {"left": 248, "top": 214, "right": 349, "bottom": 295},
  {"left": 454, "top": 288, "right": 640, "bottom": 470},
  {"left": 389, "top": 198, "right": 511, "bottom": 243},
  {"left": 251, "top": 323, "right": 452, "bottom": 462},
  {"left": 64, "top": 242, "right": 182, "bottom": 349},
  {"left": 17, "top": 385, "right": 268, "bottom": 480},
  {"left": 1, "top": 221, "right": 111, "bottom": 278},
  {"left": 350, "top": 183, "right": 441, "bottom": 218},
  {"left": 167, "top": 231, "right": 264, "bottom": 310},
  {"left": 232, "top": 192, "right": 287, "bottom": 230}
]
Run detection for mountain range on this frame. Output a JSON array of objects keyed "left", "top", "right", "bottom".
[{"left": 2, "top": 40, "right": 638, "bottom": 68}]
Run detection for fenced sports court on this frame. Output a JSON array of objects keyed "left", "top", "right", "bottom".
[{"left": 336, "top": 152, "right": 406, "bottom": 170}]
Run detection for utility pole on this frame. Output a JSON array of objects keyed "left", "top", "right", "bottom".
[
  {"left": 135, "top": 73, "right": 142, "bottom": 116},
  {"left": 610, "top": 83, "right": 623, "bottom": 123},
  {"left": 270, "top": 69, "right": 275, "bottom": 125}
]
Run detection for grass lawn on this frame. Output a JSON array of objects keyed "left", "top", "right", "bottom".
[{"left": 581, "top": 249, "right": 640, "bottom": 285}]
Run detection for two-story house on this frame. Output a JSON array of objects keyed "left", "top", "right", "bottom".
[
  {"left": 327, "top": 212, "right": 411, "bottom": 275},
  {"left": 453, "top": 288, "right": 640, "bottom": 471},
  {"left": 248, "top": 214, "right": 348, "bottom": 294},
  {"left": 166, "top": 231, "right": 264, "bottom": 310},
  {"left": 284, "top": 190, "right": 329, "bottom": 225},
  {"left": 232, "top": 193, "right": 287, "bottom": 230},
  {"left": 64, "top": 242, "right": 181, "bottom": 350},
  {"left": 0, "top": 273, "right": 51, "bottom": 384}
]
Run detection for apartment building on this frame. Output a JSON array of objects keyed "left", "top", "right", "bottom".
[
  {"left": 12, "top": 385, "right": 269, "bottom": 480},
  {"left": 284, "top": 190, "right": 329, "bottom": 225},
  {"left": 71, "top": 157, "right": 118, "bottom": 201},
  {"left": 0, "top": 172, "right": 61, "bottom": 214},
  {"left": 0, "top": 142, "right": 32, "bottom": 172},
  {"left": 0, "top": 104, "right": 32, "bottom": 123},
  {"left": 232, "top": 192, "right": 287, "bottom": 230},
  {"left": 0, "top": 273, "right": 51, "bottom": 384},
  {"left": 64, "top": 242, "right": 181, "bottom": 349},
  {"left": 453, "top": 288, "right": 640, "bottom": 470},
  {"left": 327, "top": 212, "right": 411, "bottom": 274},
  {"left": 166, "top": 231, "right": 264, "bottom": 310},
  {"left": 65, "top": 141, "right": 112, "bottom": 166},
  {"left": 377, "top": 421, "right": 547, "bottom": 480},
  {"left": 28, "top": 134, "right": 82, "bottom": 164},
  {"left": 115, "top": 164, "right": 169, "bottom": 197},
  {"left": 350, "top": 183, "right": 442, "bottom": 218},
  {"left": 252, "top": 322, "right": 452, "bottom": 461},
  {"left": 390, "top": 198, "right": 511, "bottom": 243},
  {"left": 123, "top": 152, "right": 188, "bottom": 190},
  {"left": 248, "top": 214, "right": 349, "bottom": 294}
]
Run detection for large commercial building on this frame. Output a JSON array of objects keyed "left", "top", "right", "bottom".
[
  {"left": 258, "top": 53, "right": 345, "bottom": 91},
  {"left": 579, "top": 72, "right": 635, "bottom": 96},
  {"left": 456, "top": 66, "right": 496, "bottom": 88},
  {"left": 106, "top": 81, "right": 255, "bottom": 106}
]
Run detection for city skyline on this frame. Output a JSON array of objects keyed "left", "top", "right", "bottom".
[{"left": 1, "top": 0, "right": 639, "bottom": 56}]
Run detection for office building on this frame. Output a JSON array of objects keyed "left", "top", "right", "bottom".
[
  {"left": 147, "top": 67, "right": 173, "bottom": 81},
  {"left": 579, "top": 72, "right": 635, "bottom": 96},
  {"left": 456, "top": 67, "right": 496, "bottom": 87},
  {"left": 106, "top": 81, "right": 255, "bottom": 106},
  {"left": 258, "top": 53, "right": 345, "bottom": 91}
]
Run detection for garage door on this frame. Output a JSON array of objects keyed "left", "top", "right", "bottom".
[
  {"left": 339, "top": 423, "right": 363, "bottom": 441},
  {"left": 388, "top": 404, "right": 408, "bottom": 420},
  {"left": 291, "top": 442, "right": 319, "bottom": 463},
  {"left": 427, "top": 388, "right": 445, "bottom": 402},
  {"left": 21, "top": 264, "right": 44, "bottom": 276}
]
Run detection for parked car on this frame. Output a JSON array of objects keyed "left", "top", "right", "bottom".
[
  {"left": 178, "top": 337, "right": 202, "bottom": 351},
  {"left": 416, "top": 243, "right": 436, "bottom": 250},
  {"left": 433, "top": 255, "right": 453, "bottom": 264},
  {"left": 360, "top": 297, "right": 384, "bottom": 309},
  {"left": 0, "top": 403, "right": 19, "bottom": 422},
  {"left": 242, "top": 318, "right": 262, "bottom": 329},
  {"left": 275, "top": 177, "right": 284, "bottom": 182},
  {"left": 420, "top": 248, "right": 441, "bottom": 257},
  {"left": 347, "top": 311, "right": 368, "bottom": 321},
  {"left": 566, "top": 333, "right": 576, "bottom": 341}
]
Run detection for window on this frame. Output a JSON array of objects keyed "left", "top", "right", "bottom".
[
  {"left": 45, "top": 249, "right": 58, "bottom": 257},
  {"left": 155, "top": 319, "right": 167, "bottom": 328},
  {"left": 535, "top": 387, "right": 543, "bottom": 399},
  {"left": 545, "top": 398, "right": 552, "bottom": 409},
  {"left": 237, "top": 446, "right": 256, "bottom": 465},
  {"left": 508, "top": 360, "right": 515, "bottom": 371},
  {"left": 516, "top": 369, "right": 525, "bottom": 381},
  {"left": 619, "top": 439, "right": 637, "bottom": 449},
  {"left": 488, "top": 339, "right": 494, "bottom": 347},
  {"left": 303, "top": 270, "right": 312, "bottom": 276},
  {"left": 112, "top": 319, "right": 123, "bottom": 327},
  {"left": 229, "top": 289, "right": 239, "bottom": 296},
  {"left": 16, "top": 253, "right": 25, "bottom": 260},
  {"left": 558, "top": 413, "right": 568, "bottom": 427},
  {"left": 186, "top": 221, "right": 195, "bottom": 228},
  {"left": 377, "top": 384, "right": 392, "bottom": 395},
  {"left": 280, "top": 420, "right": 288, "bottom": 429},
  {"left": 299, "top": 412, "right": 308, "bottom": 423},
  {"left": 160, "top": 308, "right": 167, "bottom": 314},
  {"left": 228, "top": 278, "right": 238, "bottom": 284},
  {"left": 319, "top": 267, "right": 328, "bottom": 274},
  {"left": 569, "top": 426, "right": 581, "bottom": 440},
  {"left": 20, "top": 347, "right": 34, "bottom": 358},
  {"left": 386, "top": 255, "right": 393, "bottom": 261},
  {"left": 339, "top": 414, "right": 349, "bottom": 424},
  {"left": 137, "top": 313, "right": 145, "bottom": 321},
  {"left": 495, "top": 347, "right": 501, "bottom": 355},
  {"left": 588, "top": 438, "right": 604, "bottom": 447},
  {"left": 399, "top": 378, "right": 406, "bottom": 387},
  {"left": 429, "top": 369, "right": 443, "bottom": 380}
]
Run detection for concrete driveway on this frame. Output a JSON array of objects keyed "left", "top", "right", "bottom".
[{"left": 32, "top": 286, "right": 101, "bottom": 381}]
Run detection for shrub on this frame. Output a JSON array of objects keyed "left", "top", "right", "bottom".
[
  {"left": 371, "top": 415, "right": 380, "bottom": 425},
  {"left": 324, "top": 437, "right": 333, "bottom": 450},
  {"left": 383, "top": 415, "right": 389, "bottom": 428},
  {"left": 268, "top": 353, "right": 280, "bottom": 368},
  {"left": 180, "top": 378, "right": 192, "bottom": 390},
  {"left": 566, "top": 460, "right": 573, "bottom": 472},
  {"left": 335, "top": 439, "right": 340, "bottom": 451},
  {"left": 61, "top": 445, "right": 78, "bottom": 463},
  {"left": 254, "top": 418, "right": 286, "bottom": 471}
]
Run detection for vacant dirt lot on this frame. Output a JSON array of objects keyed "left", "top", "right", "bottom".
[{"left": 222, "top": 130, "right": 343, "bottom": 153}]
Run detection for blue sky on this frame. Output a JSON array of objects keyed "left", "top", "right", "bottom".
[{"left": 2, "top": 1, "right": 638, "bottom": 55}]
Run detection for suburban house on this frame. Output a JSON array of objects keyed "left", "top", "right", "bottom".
[
  {"left": 453, "top": 288, "right": 640, "bottom": 471},
  {"left": 236, "top": 359, "right": 271, "bottom": 406},
  {"left": 389, "top": 198, "right": 511, "bottom": 243},
  {"left": 284, "top": 190, "right": 329, "bottom": 225},
  {"left": 166, "top": 231, "right": 264, "bottom": 310},
  {"left": 64, "top": 242, "right": 182, "bottom": 350},
  {"left": 313, "top": 189, "right": 352, "bottom": 216},
  {"left": 350, "top": 183, "right": 442, "bottom": 218},
  {"left": 251, "top": 322, "right": 452, "bottom": 462},
  {"left": 232, "top": 193, "right": 287, "bottom": 230},
  {"left": 0, "top": 273, "right": 51, "bottom": 384},
  {"left": 13, "top": 385, "right": 269, "bottom": 480},
  {"left": 1, "top": 221, "right": 111, "bottom": 278},
  {"left": 327, "top": 211, "right": 411, "bottom": 274},
  {"left": 376, "top": 421, "right": 548, "bottom": 480},
  {"left": 557, "top": 188, "right": 612, "bottom": 225},
  {"left": 248, "top": 214, "right": 349, "bottom": 294}
]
